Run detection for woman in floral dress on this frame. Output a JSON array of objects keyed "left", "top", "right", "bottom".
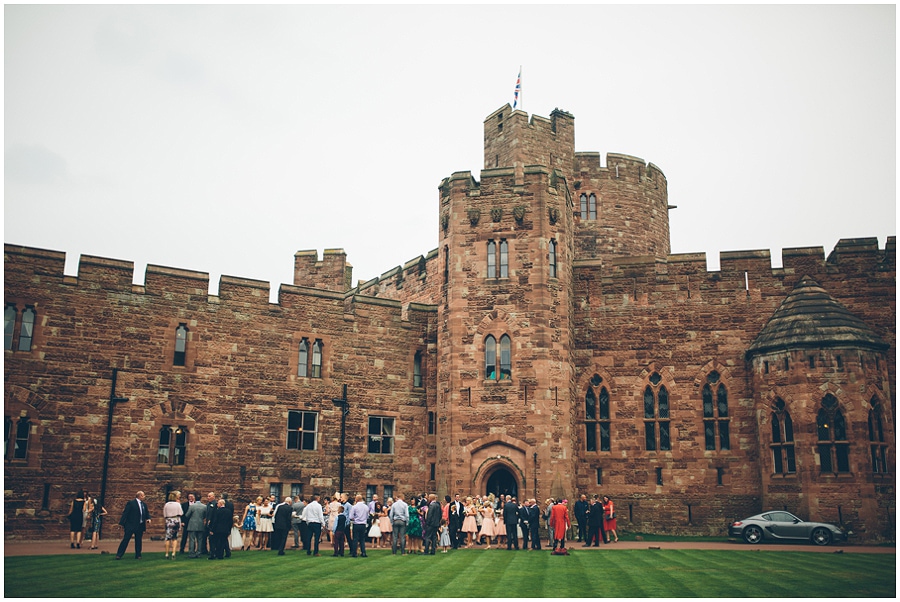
[{"left": 241, "top": 496, "right": 260, "bottom": 550}]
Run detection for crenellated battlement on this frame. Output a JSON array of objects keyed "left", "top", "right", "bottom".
[{"left": 582, "top": 237, "right": 896, "bottom": 287}]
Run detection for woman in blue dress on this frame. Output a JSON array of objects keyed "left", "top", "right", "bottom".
[{"left": 240, "top": 496, "right": 260, "bottom": 550}]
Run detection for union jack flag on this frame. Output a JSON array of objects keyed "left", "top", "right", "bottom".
[{"left": 513, "top": 68, "right": 521, "bottom": 110}]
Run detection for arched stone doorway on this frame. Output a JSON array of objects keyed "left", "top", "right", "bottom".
[{"left": 484, "top": 466, "right": 518, "bottom": 499}]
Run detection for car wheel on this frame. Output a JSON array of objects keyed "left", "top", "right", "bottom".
[
  {"left": 811, "top": 527, "right": 832, "bottom": 546},
  {"left": 742, "top": 525, "right": 763, "bottom": 544}
]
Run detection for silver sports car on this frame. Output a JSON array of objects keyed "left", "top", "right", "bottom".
[{"left": 729, "top": 511, "right": 848, "bottom": 546}]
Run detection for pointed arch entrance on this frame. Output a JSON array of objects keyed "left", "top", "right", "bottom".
[{"left": 484, "top": 466, "right": 518, "bottom": 499}]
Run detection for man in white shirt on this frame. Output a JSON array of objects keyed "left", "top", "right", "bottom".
[
  {"left": 348, "top": 494, "right": 370, "bottom": 557},
  {"left": 303, "top": 494, "right": 325, "bottom": 556}
]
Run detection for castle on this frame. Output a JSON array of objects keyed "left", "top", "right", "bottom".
[{"left": 4, "top": 104, "right": 895, "bottom": 542}]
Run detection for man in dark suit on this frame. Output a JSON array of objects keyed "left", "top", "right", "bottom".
[
  {"left": 503, "top": 495, "right": 520, "bottom": 550},
  {"left": 449, "top": 494, "right": 464, "bottom": 549},
  {"left": 116, "top": 490, "right": 151, "bottom": 560},
  {"left": 528, "top": 499, "right": 542, "bottom": 549},
  {"left": 221, "top": 493, "right": 234, "bottom": 558},
  {"left": 518, "top": 499, "right": 531, "bottom": 549},
  {"left": 203, "top": 491, "right": 217, "bottom": 558},
  {"left": 574, "top": 494, "right": 589, "bottom": 543},
  {"left": 179, "top": 493, "right": 193, "bottom": 555},
  {"left": 423, "top": 494, "right": 441, "bottom": 555},
  {"left": 208, "top": 498, "right": 232, "bottom": 559},
  {"left": 272, "top": 496, "right": 293, "bottom": 555}
]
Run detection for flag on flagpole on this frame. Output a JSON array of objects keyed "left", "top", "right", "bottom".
[{"left": 513, "top": 67, "right": 521, "bottom": 110}]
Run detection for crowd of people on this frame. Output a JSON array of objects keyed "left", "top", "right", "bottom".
[{"left": 71, "top": 488, "right": 621, "bottom": 559}]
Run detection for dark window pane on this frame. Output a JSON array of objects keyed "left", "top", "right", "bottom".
[
  {"left": 702, "top": 384, "right": 714, "bottom": 417},
  {"left": 704, "top": 421, "right": 716, "bottom": 450},
  {"left": 649, "top": 372, "right": 662, "bottom": 385},
  {"left": 485, "top": 336, "right": 496, "bottom": 379},
  {"left": 302, "top": 431, "right": 316, "bottom": 451},
  {"left": 771, "top": 415, "right": 781, "bottom": 443},
  {"left": 600, "top": 422, "right": 610, "bottom": 452},
  {"left": 784, "top": 413, "right": 794, "bottom": 442},
  {"left": 287, "top": 430, "right": 300, "bottom": 450},
  {"left": 298, "top": 340, "right": 308, "bottom": 377},
  {"left": 716, "top": 385, "right": 728, "bottom": 417},
  {"left": 836, "top": 443, "right": 850, "bottom": 473},
  {"left": 818, "top": 444, "right": 833, "bottom": 473},
  {"left": 816, "top": 410, "right": 830, "bottom": 441},
  {"left": 773, "top": 448, "right": 784, "bottom": 474},
  {"left": 644, "top": 387, "right": 655, "bottom": 418},
  {"left": 599, "top": 388, "right": 610, "bottom": 420},
  {"left": 585, "top": 423, "right": 597, "bottom": 452},
  {"left": 658, "top": 386, "right": 669, "bottom": 418},
  {"left": 659, "top": 422, "right": 670, "bottom": 450},
  {"left": 303, "top": 412, "right": 317, "bottom": 432},
  {"left": 718, "top": 420, "right": 730, "bottom": 450},
  {"left": 785, "top": 445, "right": 796, "bottom": 473},
  {"left": 585, "top": 389, "right": 597, "bottom": 420},
  {"left": 14, "top": 419, "right": 29, "bottom": 459},
  {"left": 833, "top": 411, "right": 847, "bottom": 441},
  {"left": 645, "top": 422, "right": 656, "bottom": 451},
  {"left": 4, "top": 305, "right": 16, "bottom": 350},
  {"left": 288, "top": 411, "right": 302, "bottom": 430},
  {"left": 18, "top": 307, "right": 34, "bottom": 352}
]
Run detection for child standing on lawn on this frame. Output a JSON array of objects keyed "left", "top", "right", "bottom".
[{"left": 439, "top": 518, "right": 451, "bottom": 553}]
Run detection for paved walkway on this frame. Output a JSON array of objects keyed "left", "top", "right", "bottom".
[{"left": 3, "top": 538, "right": 894, "bottom": 557}]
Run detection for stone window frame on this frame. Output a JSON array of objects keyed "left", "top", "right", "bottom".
[
  {"left": 643, "top": 372, "right": 671, "bottom": 452},
  {"left": 292, "top": 333, "right": 330, "bottom": 381},
  {"left": 816, "top": 393, "right": 850, "bottom": 474},
  {"left": 287, "top": 410, "right": 318, "bottom": 452},
  {"left": 702, "top": 371, "right": 730, "bottom": 451},
  {"left": 579, "top": 192, "right": 597, "bottom": 220},
  {"left": 413, "top": 350, "right": 424, "bottom": 388},
  {"left": 549, "top": 239, "right": 558, "bottom": 279},
  {"left": 584, "top": 373, "right": 611, "bottom": 453},
  {"left": 770, "top": 398, "right": 796, "bottom": 475},
  {"left": 156, "top": 425, "right": 188, "bottom": 466},
  {"left": 484, "top": 334, "right": 512, "bottom": 381},
  {"left": 173, "top": 324, "right": 189, "bottom": 366},
  {"left": 4, "top": 415, "right": 31, "bottom": 461},
  {"left": 4, "top": 301, "right": 39, "bottom": 353},
  {"left": 486, "top": 239, "right": 509, "bottom": 280},
  {"left": 367, "top": 415, "right": 396, "bottom": 455}
]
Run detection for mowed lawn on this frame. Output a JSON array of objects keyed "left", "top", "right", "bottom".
[{"left": 5, "top": 547, "right": 895, "bottom": 598}]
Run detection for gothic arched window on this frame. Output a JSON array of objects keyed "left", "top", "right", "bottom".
[
  {"left": 771, "top": 398, "right": 796, "bottom": 474},
  {"left": 702, "top": 371, "right": 730, "bottom": 450},
  {"left": 173, "top": 324, "right": 188, "bottom": 366},
  {"left": 817, "top": 394, "right": 850, "bottom": 473},
  {"left": 585, "top": 374, "right": 611, "bottom": 452},
  {"left": 868, "top": 397, "right": 888, "bottom": 474},
  {"left": 644, "top": 373, "right": 670, "bottom": 451}
]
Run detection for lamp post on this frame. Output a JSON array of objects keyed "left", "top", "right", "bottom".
[
  {"left": 98, "top": 368, "right": 130, "bottom": 538},
  {"left": 331, "top": 384, "right": 349, "bottom": 493}
]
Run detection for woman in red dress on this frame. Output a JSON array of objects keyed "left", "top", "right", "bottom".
[
  {"left": 549, "top": 498, "right": 571, "bottom": 551},
  {"left": 602, "top": 495, "right": 618, "bottom": 543}
]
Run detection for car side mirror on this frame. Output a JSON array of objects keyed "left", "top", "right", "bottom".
[{"left": 793, "top": 519, "right": 800, "bottom": 523}]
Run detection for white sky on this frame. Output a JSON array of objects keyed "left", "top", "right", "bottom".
[{"left": 5, "top": 4, "right": 896, "bottom": 300}]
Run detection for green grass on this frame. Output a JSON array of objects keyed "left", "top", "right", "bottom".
[{"left": 5, "top": 548, "right": 896, "bottom": 598}]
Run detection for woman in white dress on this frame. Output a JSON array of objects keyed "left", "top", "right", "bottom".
[{"left": 255, "top": 498, "right": 274, "bottom": 550}]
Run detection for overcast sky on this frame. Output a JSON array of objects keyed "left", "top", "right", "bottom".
[{"left": 5, "top": 4, "right": 896, "bottom": 300}]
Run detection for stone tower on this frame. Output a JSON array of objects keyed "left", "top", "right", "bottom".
[{"left": 434, "top": 104, "right": 671, "bottom": 502}]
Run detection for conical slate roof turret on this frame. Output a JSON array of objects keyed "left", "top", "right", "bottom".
[{"left": 747, "top": 276, "right": 888, "bottom": 357}]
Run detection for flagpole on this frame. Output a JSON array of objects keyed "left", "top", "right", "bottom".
[{"left": 519, "top": 65, "right": 522, "bottom": 112}]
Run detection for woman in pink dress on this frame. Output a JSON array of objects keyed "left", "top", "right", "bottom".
[
  {"left": 379, "top": 499, "right": 393, "bottom": 549},
  {"left": 602, "top": 496, "right": 618, "bottom": 543},
  {"left": 495, "top": 504, "right": 507, "bottom": 546},
  {"left": 478, "top": 501, "right": 496, "bottom": 549},
  {"left": 461, "top": 497, "right": 478, "bottom": 548}
]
